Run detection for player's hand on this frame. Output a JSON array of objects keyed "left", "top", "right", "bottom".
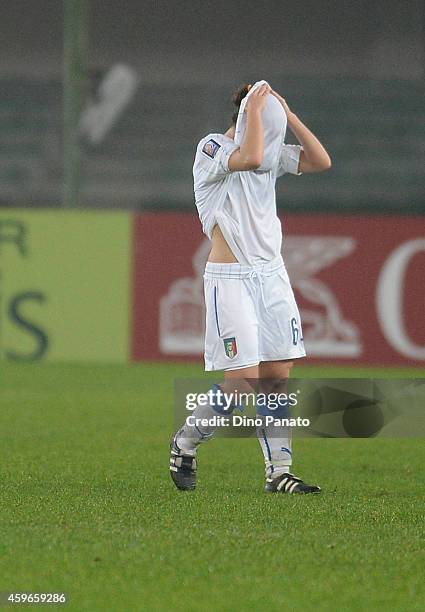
[
  {"left": 271, "top": 89, "right": 292, "bottom": 117},
  {"left": 246, "top": 83, "right": 271, "bottom": 114}
]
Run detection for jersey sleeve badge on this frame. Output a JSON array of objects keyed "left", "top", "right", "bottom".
[{"left": 202, "top": 138, "right": 221, "bottom": 159}]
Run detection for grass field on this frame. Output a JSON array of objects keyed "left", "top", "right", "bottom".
[{"left": 1, "top": 361, "right": 425, "bottom": 611}]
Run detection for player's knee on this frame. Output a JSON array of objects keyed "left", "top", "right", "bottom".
[
  {"left": 276, "top": 361, "right": 294, "bottom": 382},
  {"left": 261, "top": 362, "right": 294, "bottom": 389},
  {"left": 283, "top": 361, "right": 294, "bottom": 375},
  {"left": 259, "top": 377, "right": 289, "bottom": 396}
]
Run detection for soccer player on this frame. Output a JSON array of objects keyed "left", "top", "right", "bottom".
[{"left": 170, "top": 81, "right": 331, "bottom": 494}]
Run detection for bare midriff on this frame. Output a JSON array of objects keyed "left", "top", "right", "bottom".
[{"left": 208, "top": 224, "right": 238, "bottom": 263}]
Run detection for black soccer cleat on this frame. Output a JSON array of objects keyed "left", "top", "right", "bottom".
[
  {"left": 169, "top": 436, "right": 197, "bottom": 491},
  {"left": 265, "top": 472, "right": 321, "bottom": 494}
]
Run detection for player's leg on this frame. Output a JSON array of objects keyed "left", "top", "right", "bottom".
[
  {"left": 257, "top": 358, "right": 294, "bottom": 478},
  {"left": 173, "top": 270, "right": 259, "bottom": 454},
  {"left": 256, "top": 359, "right": 320, "bottom": 494},
  {"left": 256, "top": 264, "right": 320, "bottom": 493},
  {"left": 170, "top": 268, "right": 259, "bottom": 490},
  {"left": 173, "top": 364, "right": 258, "bottom": 455},
  {"left": 170, "top": 364, "right": 258, "bottom": 490}
]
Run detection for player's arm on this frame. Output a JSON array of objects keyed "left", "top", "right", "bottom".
[
  {"left": 228, "top": 83, "right": 271, "bottom": 171},
  {"left": 271, "top": 90, "right": 332, "bottom": 173}
]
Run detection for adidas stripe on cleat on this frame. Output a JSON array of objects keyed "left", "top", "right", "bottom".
[
  {"left": 265, "top": 472, "right": 321, "bottom": 494},
  {"left": 170, "top": 438, "right": 197, "bottom": 491}
]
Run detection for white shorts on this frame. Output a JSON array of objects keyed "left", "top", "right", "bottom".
[{"left": 203, "top": 255, "right": 306, "bottom": 371}]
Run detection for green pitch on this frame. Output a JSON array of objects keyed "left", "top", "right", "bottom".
[{"left": 1, "top": 362, "right": 424, "bottom": 611}]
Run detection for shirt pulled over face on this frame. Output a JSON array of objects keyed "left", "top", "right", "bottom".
[
  {"left": 234, "top": 79, "right": 288, "bottom": 171},
  {"left": 193, "top": 80, "right": 302, "bottom": 266}
]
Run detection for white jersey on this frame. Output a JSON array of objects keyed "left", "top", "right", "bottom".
[{"left": 193, "top": 81, "right": 302, "bottom": 266}]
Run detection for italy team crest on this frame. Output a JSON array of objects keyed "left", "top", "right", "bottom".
[{"left": 223, "top": 337, "right": 237, "bottom": 359}]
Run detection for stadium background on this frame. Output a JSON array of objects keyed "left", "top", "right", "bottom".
[
  {"left": 1, "top": 0, "right": 424, "bottom": 367},
  {"left": 1, "top": 3, "right": 425, "bottom": 610}
]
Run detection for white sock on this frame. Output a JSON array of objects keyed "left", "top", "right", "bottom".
[
  {"left": 256, "top": 416, "right": 293, "bottom": 479},
  {"left": 175, "top": 384, "right": 232, "bottom": 455},
  {"left": 256, "top": 395, "right": 292, "bottom": 479}
]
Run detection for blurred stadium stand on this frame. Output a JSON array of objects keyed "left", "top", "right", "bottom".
[
  {"left": 1, "top": 75, "right": 423, "bottom": 212},
  {"left": 0, "top": 0, "right": 423, "bottom": 212}
]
